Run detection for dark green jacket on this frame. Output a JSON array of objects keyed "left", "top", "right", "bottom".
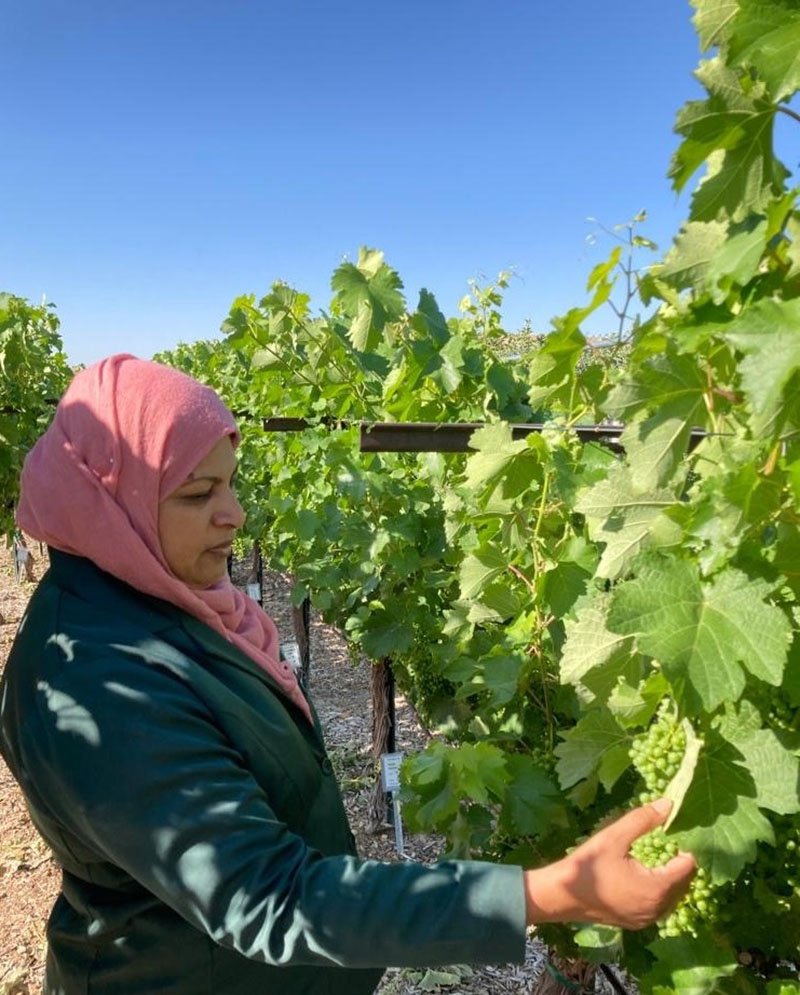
[{"left": 0, "top": 550, "right": 525, "bottom": 994}]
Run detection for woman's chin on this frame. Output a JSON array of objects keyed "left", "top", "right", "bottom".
[{"left": 184, "top": 564, "right": 230, "bottom": 589}]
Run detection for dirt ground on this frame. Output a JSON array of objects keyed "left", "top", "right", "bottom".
[{"left": 0, "top": 545, "right": 555, "bottom": 995}]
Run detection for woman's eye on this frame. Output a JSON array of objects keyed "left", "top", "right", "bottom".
[{"left": 183, "top": 492, "right": 212, "bottom": 502}]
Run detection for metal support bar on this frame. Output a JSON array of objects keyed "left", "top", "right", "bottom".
[{"left": 262, "top": 418, "right": 709, "bottom": 454}]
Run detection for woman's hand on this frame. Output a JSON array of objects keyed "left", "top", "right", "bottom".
[{"left": 523, "top": 798, "right": 696, "bottom": 930}]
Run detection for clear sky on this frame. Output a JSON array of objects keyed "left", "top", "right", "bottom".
[{"left": 4, "top": 1, "right": 712, "bottom": 366}]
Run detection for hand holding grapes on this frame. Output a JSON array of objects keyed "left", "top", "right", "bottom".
[{"left": 523, "top": 799, "right": 696, "bottom": 930}]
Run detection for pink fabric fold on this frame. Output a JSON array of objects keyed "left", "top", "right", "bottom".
[{"left": 17, "top": 353, "right": 312, "bottom": 723}]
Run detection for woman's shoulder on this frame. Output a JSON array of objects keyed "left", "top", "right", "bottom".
[
  {"left": 45, "top": 549, "right": 178, "bottom": 626},
  {"left": 11, "top": 550, "right": 199, "bottom": 683}
]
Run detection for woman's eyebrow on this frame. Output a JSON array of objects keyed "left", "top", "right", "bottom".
[
  {"left": 183, "top": 464, "right": 238, "bottom": 485},
  {"left": 183, "top": 474, "right": 222, "bottom": 484}
]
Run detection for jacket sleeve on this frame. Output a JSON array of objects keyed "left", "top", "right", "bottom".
[{"left": 26, "top": 643, "right": 527, "bottom": 970}]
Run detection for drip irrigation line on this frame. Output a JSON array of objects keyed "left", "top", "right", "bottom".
[{"left": 599, "top": 963, "right": 630, "bottom": 995}]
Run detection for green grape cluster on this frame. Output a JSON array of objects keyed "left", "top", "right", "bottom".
[
  {"left": 529, "top": 745, "right": 557, "bottom": 776},
  {"left": 752, "top": 815, "right": 800, "bottom": 906},
  {"left": 631, "top": 828, "right": 718, "bottom": 938},
  {"left": 659, "top": 868, "right": 717, "bottom": 938},
  {"left": 408, "top": 659, "right": 454, "bottom": 719},
  {"left": 762, "top": 688, "right": 798, "bottom": 734},
  {"left": 629, "top": 702, "right": 686, "bottom": 803}
]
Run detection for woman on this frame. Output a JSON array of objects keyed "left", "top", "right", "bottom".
[{"left": 0, "top": 354, "right": 695, "bottom": 995}]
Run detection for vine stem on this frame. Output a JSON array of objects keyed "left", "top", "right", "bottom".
[
  {"left": 290, "top": 309, "right": 381, "bottom": 420},
  {"left": 508, "top": 563, "right": 534, "bottom": 590},
  {"left": 702, "top": 366, "right": 723, "bottom": 436},
  {"left": 248, "top": 334, "right": 320, "bottom": 390},
  {"left": 533, "top": 471, "right": 551, "bottom": 546},
  {"left": 530, "top": 471, "right": 553, "bottom": 746},
  {"left": 777, "top": 104, "right": 800, "bottom": 125}
]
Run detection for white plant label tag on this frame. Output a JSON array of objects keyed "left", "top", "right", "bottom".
[
  {"left": 280, "top": 641, "right": 302, "bottom": 674},
  {"left": 380, "top": 751, "right": 404, "bottom": 793}
]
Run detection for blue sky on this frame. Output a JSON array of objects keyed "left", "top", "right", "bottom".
[{"left": 4, "top": 1, "right": 713, "bottom": 365}]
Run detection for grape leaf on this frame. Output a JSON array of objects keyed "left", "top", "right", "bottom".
[
  {"left": 330, "top": 247, "right": 405, "bottom": 348},
  {"left": 251, "top": 347, "right": 284, "bottom": 370},
  {"left": 669, "top": 733, "right": 774, "bottom": 882},
  {"left": 645, "top": 930, "right": 738, "bottom": 995},
  {"left": 482, "top": 654, "right": 524, "bottom": 706},
  {"left": 766, "top": 983, "right": 800, "bottom": 995},
  {"left": 607, "top": 556, "right": 791, "bottom": 713},
  {"left": 679, "top": 461, "right": 783, "bottom": 574},
  {"left": 500, "top": 755, "right": 569, "bottom": 836},
  {"left": 673, "top": 790, "right": 773, "bottom": 885},
  {"left": 575, "top": 468, "right": 676, "bottom": 579},
  {"left": 402, "top": 745, "right": 460, "bottom": 830},
  {"left": 527, "top": 316, "right": 587, "bottom": 409},
  {"left": 786, "top": 212, "right": 800, "bottom": 278},
  {"left": 785, "top": 631, "right": 800, "bottom": 707},
  {"left": 413, "top": 288, "right": 450, "bottom": 348},
  {"left": 729, "top": 0, "right": 800, "bottom": 102},
  {"left": 431, "top": 334, "right": 465, "bottom": 394},
  {"left": 555, "top": 710, "right": 631, "bottom": 791},
  {"left": 578, "top": 655, "right": 642, "bottom": 711},
  {"left": 705, "top": 215, "right": 769, "bottom": 300},
  {"left": 691, "top": 0, "right": 741, "bottom": 50},
  {"left": 717, "top": 723, "right": 800, "bottom": 814},
  {"left": 527, "top": 276, "right": 614, "bottom": 409},
  {"left": 669, "top": 304, "right": 735, "bottom": 353},
  {"left": 360, "top": 607, "right": 414, "bottom": 659},
  {"left": 614, "top": 352, "right": 708, "bottom": 490},
  {"left": 463, "top": 422, "right": 540, "bottom": 501},
  {"left": 671, "top": 58, "right": 785, "bottom": 221},
  {"left": 560, "top": 595, "right": 636, "bottom": 687},
  {"left": 572, "top": 925, "right": 623, "bottom": 963},
  {"left": 410, "top": 782, "right": 461, "bottom": 830},
  {"left": 607, "top": 672, "right": 669, "bottom": 729},
  {"left": 348, "top": 300, "right": 373, "bottom": 351},
  {"left": 620, "top": 414, "right": 696, "bottom": 492},
  {"left": 664, "top": 720, "right": 704, "bottom": 829},
  {"left": 459, "top": 544, "right": 508, "bottom": 600},
  {"left": 541, "top": 558, "right": 593, "bottom": 617},
  {"left": 724, "top": 297, "right": 800, "bottom": 434},
  {"left": 475, "top": 583, "right": 521, "bottom": 622},
  {"left": 607, "top": 351, "right": 708, "bottom": 421},
  {"left": 450, "top": 742, "right": 509, "bottom": 805},
  {"left": 658, "top": 221, "right": 730, "bottom": 291},
  {"left": 670, "top": 59, "right": 763, "bottom": 189}
]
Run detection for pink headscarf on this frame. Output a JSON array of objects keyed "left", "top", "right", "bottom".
[{"left": 17, "top": 353, "right": 312, "bottom": 722}]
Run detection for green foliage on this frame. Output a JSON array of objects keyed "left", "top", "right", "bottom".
[
  {"left": 156, "top": 2, "right": 800, "bottom": 989},
  {"left": 155, "top": 267, "right": 536, "bottom": 735},
  {"left": 0, "top": 294, "right": 72, "bottom": 543}
]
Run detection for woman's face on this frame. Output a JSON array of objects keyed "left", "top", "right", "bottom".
[{"left": 158, "top": 436, "right": 245, "bottom": 588}]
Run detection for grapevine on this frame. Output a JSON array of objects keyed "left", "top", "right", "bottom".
[
  {"left": 0, "top": 294, "right": 73, "bottom": 544},
  {"left": 149, "top": 2, "right": 800, "bottom": 991}
]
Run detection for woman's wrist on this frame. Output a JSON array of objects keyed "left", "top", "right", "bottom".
[{"left": 523, "top": 861, "right": 574, "bottom": 926}]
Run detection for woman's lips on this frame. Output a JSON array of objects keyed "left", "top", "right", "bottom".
[{"left": 207, "top": 542, "right": 233, "bottom": 555}]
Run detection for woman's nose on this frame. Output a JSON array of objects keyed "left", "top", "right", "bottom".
[{"left": 214, "top": 490, "right": 246, "bottom": 529}]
